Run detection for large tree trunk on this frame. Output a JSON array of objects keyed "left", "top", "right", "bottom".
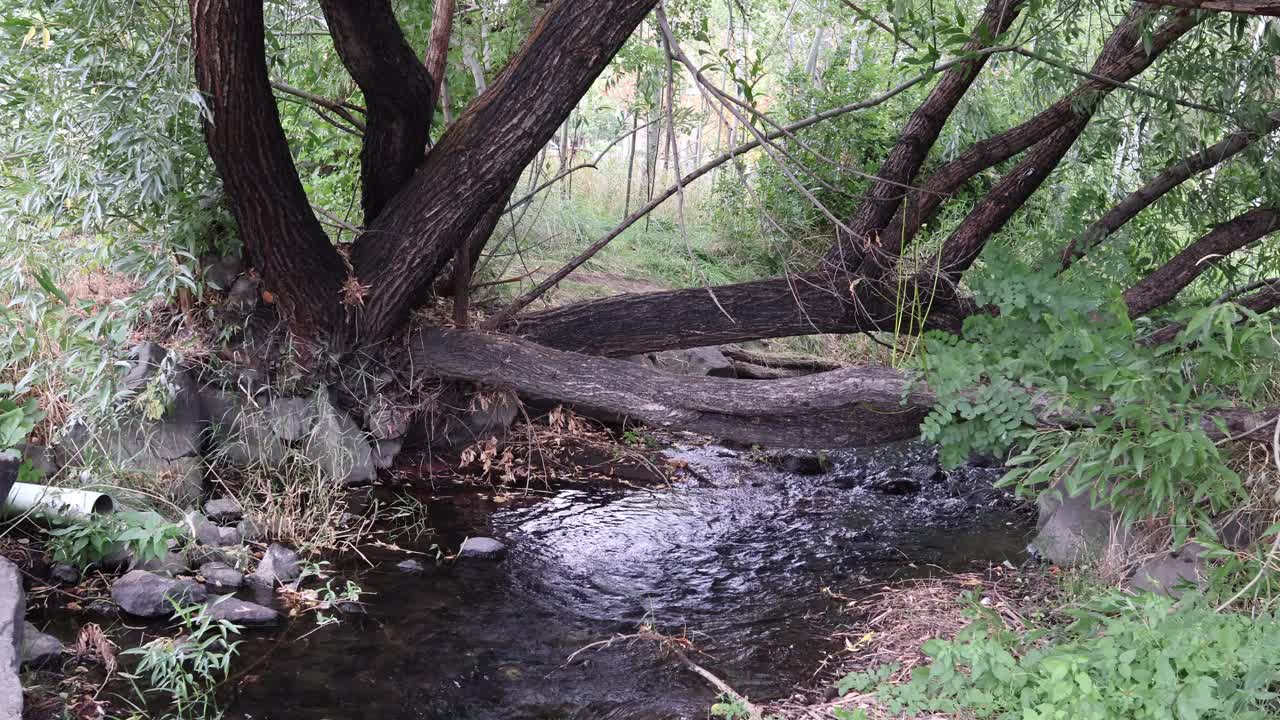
[
  {"left": 347, "top": 0, "right": 660, "bottom": 344},
  {"left": 319, "top": 0, "right": 435, "bottom": 225},
  {"left": 190, "top": 0, "right": 348, "bottom": 341}
]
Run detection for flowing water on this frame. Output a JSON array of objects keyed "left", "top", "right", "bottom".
[{"left": 225, "top": 442, "right": 1033, "bottom": 720}]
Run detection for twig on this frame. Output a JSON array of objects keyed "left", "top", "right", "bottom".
[{"left": 270, "top": 80, "right": 367, "bottom": 131}]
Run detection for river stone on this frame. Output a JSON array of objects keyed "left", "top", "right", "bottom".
[
  {"left": 49, "top": 562, "right": 80, "bottom": 586},
  {"left": 131, "top": 550, "right": 190, "bottom": 577},
  {"left": 0, "top": 558, "right": 23, "bottom": 720},
  {"left": 200, "top": 562, "right": 244, "bottom": 591},
  {"left": 650, "top": 346, "right": 735, "bottom": 378},
  {"left": 396, "top": 559, "right": 425, "bottom": 573},
  {"left": 204, "top": 596, "right": 279, "bottom": 627},
  {"left": 1130, "top": 543, "right": 1206, "bottom": 597},
  {"left": 372, "top": 438, "right": 403, "bottom": 470},
  {"left": 1032, "top": 481, "right": 1132, "bottom": 567},
  {"left": 250, "top": 544, "right": 301, "bottom": 586},
  {"left": 866, "top": 472, "right": 921, "bottom": 495},
  {"left": 237, "top": 517, "right": 264, "bottom": 543},
  {"left": 21, "top": 622, "right": 63, "bottom": 668},
  {"left": 111, "top": 570, "right": 209, "bottom": 618},
  {"left": 776, "top": 452, "right": 829, "bottom": 476},
  {"left": 304, "top": 391, "right": 376, "bottom": 486},
  {"left": 14, "top": 442, "right": 60, "bottom": 480},
  {"left": 204, "top": 253, "right": 243, "bottom": 291},
  {"left": 203, "top": 497, "right": 244, "bottom": 523},
  {"left": 459, "top": 537, "right": 507, "bottom": 560},
  {"left": 225, "top": 275, "right": 260, "bottom": 317},
  {"left": 184, "top": 511, "right": 224, "bottom": 547}
]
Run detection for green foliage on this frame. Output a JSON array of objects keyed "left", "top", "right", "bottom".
[
  {"left": 916, "top": 252, "right": 1278, "bottom": 529},
  {"left": 0, "top": 383, "right": 43, "bottom": 452},
  {"left": 46, "top": 511, "right": 184, "bottom": 571},
  {"left": 122, "top": 601, "right": 242, "bottom": 720},
  {"left": 850, "top": 592, "right": 1280, "bottom": 720}
]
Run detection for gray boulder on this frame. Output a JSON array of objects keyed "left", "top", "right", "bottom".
[
  {"left": 184, "top": 511, "right": 225, "bottom": 547},
  {"left": 396, "top": 559, "right": 425, "bottom": 573},
  {"left": 203, "top": 497, "right": 244, "bottom": 523},
  {"left": 303, "top": 391, "right": 375, "bottom": 486},
  {"left": 0, "top": 558, "right": 23, "bottom": 720},
  {"left": 1032, "top": 481, "right": 1131, "bottom": 567},
  {"left": 1130, "top": 543, "right": 1206, "bottom": 597},
  {"left": 111, "top": 570, "right": 208, "bottom": 618},
  {"left": 459, "top": 537, "right": 507, "bottom": 560},
  {"left": 203, "top": 391, "right": 291, "bottom": 467},
  {"left": 199, "top": 562, "right": 244, "bottom": 591},
  {"left": 250, "top": 544, "right": 301, "bottom": 586},
  {"left": 423, "top": 388, "right": 519, "bottom": 452},
  {"left": 224, "top": 275, "right": 260, "bottom": 317},
  {"left": 21, "top": 623, "right": 62, "bottom": 668},
  {"left": 131, "top": 550, "right": 190, "bottom": 577},
  {"left": 650, "top": 346, "right": 735, "bottom": 378},
  {"left": 204, "top": 254, "right": 243, "bottom": 291},
  {"left": 204, "top": 596, "right": 279, "bottom": 627}
]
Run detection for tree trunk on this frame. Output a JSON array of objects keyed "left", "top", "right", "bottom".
[{"left": 189, "top": 0, "right": 347, "bottom": 341}]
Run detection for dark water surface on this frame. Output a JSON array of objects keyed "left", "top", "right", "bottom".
[{"left": 226, "top": 442, "right": 1032, "bottom": 720}]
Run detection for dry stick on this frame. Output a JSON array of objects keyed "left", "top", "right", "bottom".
[
  {"left": 270, "top": 79, "right": 366, "bottom": 131},
  {"left": 482, "top": 43, "right": 1021, "bottom": 330}
]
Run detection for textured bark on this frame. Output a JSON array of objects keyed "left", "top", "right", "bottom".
[
  {"left": 1124, "top": 207, "right": 1280, "bottom": 317},
  {"left": 424, "top": 0, "right": 456, "bottom": 106},
  {"left": 937, "top": 116, "right": 1092, "bottom": 276},
  {"left": 830, "top": 0, "right": 1024, "bottom": 265},
  {"left": 1142, "top": 0, "right": 1280, "bottom": 14},
  {"left": 1060, "top": 111, "right": 1280, "bottom": 271},
  {"left": 349, "top": 0, "right": 659, "bottom": 343},
  {"left": 510, "top": 273, "right": 974, "bottom": 357},
  {"left": 415, "top": 328, "right": 934, "bottom": 447},
  {"left": 189, "top": 0, "right": 346, "bottom": 340},
  {"left": 875, "top": 9, "right": 1198, "bottom": 262},
  {"left": 319, "top": 0, "right": 435, "bottom": 224}
]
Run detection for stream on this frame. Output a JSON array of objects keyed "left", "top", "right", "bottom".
[{"left": 225, "top": 441, "right": 1033, "bottom": 720}]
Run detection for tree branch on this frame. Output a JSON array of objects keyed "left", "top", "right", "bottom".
[{"left": 1142, "top": 0, "right": 1280, "bottom": 15}]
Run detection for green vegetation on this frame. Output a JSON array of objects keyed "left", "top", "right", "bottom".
[
  {"left": 121, "top": 602, "right": 243, "bottom": 720},
  {"left": 45, "top": 510, "right": 183, "bottom": 571}
]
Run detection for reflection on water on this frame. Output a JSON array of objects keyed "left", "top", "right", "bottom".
[{"left": 227, "top": 442, "right": 1032, "bottom": 720}]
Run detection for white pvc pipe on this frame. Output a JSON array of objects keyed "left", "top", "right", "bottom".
[{"left": 3, "top": 482, "right": 115, "bottom": 520}]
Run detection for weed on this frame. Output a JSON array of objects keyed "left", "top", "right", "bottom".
[
  {"left": 46, "top": 510, "right": 183, "bottom": 571},
  {"left": 121, "top": 601, "right": 241, "bottom": 720}
]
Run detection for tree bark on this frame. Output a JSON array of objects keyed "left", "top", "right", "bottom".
[
  {"left": 1060, "top": 111, "right": 1280, "bottom": 271},
  {"left": 415, "top": 328, "right": 934, "bottom": 447},
  {"left": 424, "top": 0, "right": 456, "bottom": 106},
  {"left": 348, "top": 0, "right": 659, "bottom": 344},
  {"left": 189, "top": 0, "right": 347, "bottom": 341},
  {"left": 1124, "top": 206, "right": 1280, "bottom": 317},
  {"left": 319, "top": 0, "right": 435, "bottom": 225},
  {"left": 508, "top": 272, "right": 974, "bottom": 357}
]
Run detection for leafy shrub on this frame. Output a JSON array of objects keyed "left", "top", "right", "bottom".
[
  {"left": 121, "top": 601, "right": 242, "bottom": 720},
  {"left": 46, "top": 510, "right": 184, "bottom": 570},
  {"left": 842, "top": 592, "right": 1280, "bottom": 720}
]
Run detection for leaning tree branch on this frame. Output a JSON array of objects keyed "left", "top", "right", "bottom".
[
  {"left": 189, "top": 0, "right": 347, "bottom": 340},
  {"left": 1060, "top": 110, "right": 1280, "bottom": 271},
  {"left": 1142, "top": 278, "right": 1280, "bottom": 345},
  {"left": 1124, "top": 206, "right": 1280, "bottom": 317},
  {"left": 864, "top": 8, "right": 1200, "bottom": 269},
  {"left": 424, "top": 0, "right": 455, "bottom": 108},
  {"left": 318, "top": 0, "right": 434, "bottom": 224},
  {"left": 1142, "top": 0, "right": 1280, "bottom": 14},
  {"left": 270, "top": 79, "right": 367, "bottom": 131}
]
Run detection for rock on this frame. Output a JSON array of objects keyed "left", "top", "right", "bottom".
[
  {"left": 250, "top": 544, "right": 301, "bottom": 586},
  {"left": 650, "top": 346, "right": 735, "bottom": 378},
  {"left": 423, "top": 386, "right": 519, "bottom": 452},
  {"left": 199, "top": 562, "right": 244, "bottom": 591},
  {"left": 0, "top": 457, "right": 16, "bottom": 525},
  {"left": 20, "top": 623, "right": 62, "bottom": 669},
  {"left": 184, "top": 511, "right": 224, "bottom": 547},
  {"left": 867, "top": 472, "right": 921, "bottom": 495},
  {"left": 111, "top": 570, "right": 209, "bottom": 618},
  {"left": 204, "top": 596, "right": 279, "bottom": 627},
  {"left": 1130, "top": 543, "right": 1206, "bottom": 597},
  {"left": 203, "top": 497, "right": 244, "bottom": 523},
  {"left": 14, "top": 442, "right": 60, "bottom": 480},
  {"left": 303, "top": 391, "right": 376, "bottom": 486},
  {"left": 204, "top": 391, "right": 291, "bottom": 467},
  {"left": 236, "top": 517, "right": 264, "bottom": 543},
  {"left": 49, "top": 562, "right": 80, "bottom": 586},
  {"left": 0, "top": 558, "right": 23, "bottom": 720},
  {"left": 372, "top": 438, "right": 403, "bottom": 470},
  {"left": 225, "top": 275, "right": 260, "bottom": 316},
  {"left": 217, "top": 526, "right": 242, "bottom": 547},
  {"left": 1032, "top": 481, "right": 1132, "bottom": 567},
  {"left": 777, "top": 452, "right": 829, "bottom": 476},
  {"left": 131, "top": 550, "right": 190, "bottom": 577},
  {"left": 204, "top": 254, "right": 243, "bottom": 291},
  {"left": 458, "top": 537, "right": 506, "bottom": 560},
  {"left": 396, "top": 559, "right": 425, "bottom": 573}
]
